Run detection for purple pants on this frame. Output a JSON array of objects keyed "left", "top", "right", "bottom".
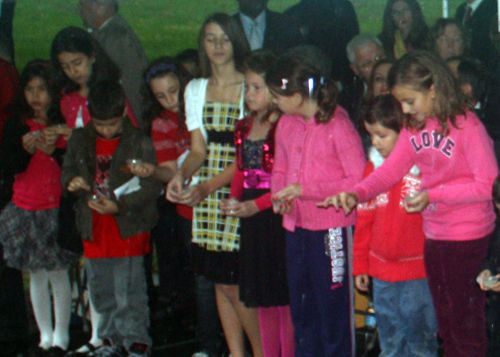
[{"left": 424, "top": 236, "right": 490, "bottom": 357}]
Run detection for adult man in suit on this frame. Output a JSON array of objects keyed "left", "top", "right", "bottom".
[
  {"left": 284, "top": 0, "right": 359, "bottom": 81},
  {"left": 455, "top": 0, "right": 498, "bottom": 72},
  {"left": 232, "top": 0, "right": 304, "bottom": 54},
  {"left": 79, "top": 0, "right": 148, "bottom": 128}
]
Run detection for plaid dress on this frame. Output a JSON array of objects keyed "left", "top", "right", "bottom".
[{"left": 191, "top": 102, "right": 241, "bottom": 252}]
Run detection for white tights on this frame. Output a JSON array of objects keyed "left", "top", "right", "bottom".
[{"left": 29, "top": 269, "right": 71, "bottom": 350}]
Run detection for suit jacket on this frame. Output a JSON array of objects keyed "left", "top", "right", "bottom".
[
  {"left": 92, "top": 14, "right": 149, "bottom": 127},
  {"left": 456, "top": 0, "right": 498, "bottom": 71},
  {"left": 232, "top": 10, "right": 304, "bottom": 54},
  {"left": 283, "top": 0, "right": 359, "bottom": 81}
]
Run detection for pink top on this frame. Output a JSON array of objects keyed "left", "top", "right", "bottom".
[
  {"left": 60, "top": 91, "right": 138, "bottom": 128},
  {"left": 355, "top": 111, "right": 498, "bottom": 241},
  {"left": 272, "top": 106, "right": 366, "bottom": 232},
  {"left": 13, "top": 120, "right": 65, "bottom": 210}
]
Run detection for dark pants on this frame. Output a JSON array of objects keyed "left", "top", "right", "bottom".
[
  {"left": 286, "top": 227, "right": 355, "bottom": 357},
  {"left": 0, "top": 248, "right": 28, "bottom": 350},
  {"left": 424, "top": 237, "right": 490, "bottom": 357}
]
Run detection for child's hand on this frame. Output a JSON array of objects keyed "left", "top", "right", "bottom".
[
  {"left": 317, "top": 192, "right": 358, "bottom": 215},
  {"left": 130, "top": 162, "right": 155, "bottom": 178},
  {"left": 477, "top": 269, "right": 500, "bottom": 292},
  {"left": 271, "top": 197, "right": 293, "bottom": 215},
  {"left": 176, "top": 184, "right": 209, "bottom": 207},
  {"left": 42, "top": 127, "right": 58, "bottom": 147},
  {"left": 88, "top": 197, "right": 118, "bottom": 215},
  {"left": 35, "top": 133, "right": 55, "bottom": 155},
  {"left": 166, "top": 171, "right": 184, "bottom": 203},
  {"left": 355, "top": 274, "right": 370, "bottom": 292},
  {"left": 403, "top": 191, "right": 429, "bottom": 213},
  {"left": 67, "top": 176, "right": 91, "bottom": 192},
  {"left": 274, "top": 183, "right": 302, "bottom": 202},
  {"left": 22, "top": 132, "right": 36, "bottom": 154},
  {"left": 221, "top": 200, "right": 259, "bottom": 218}
]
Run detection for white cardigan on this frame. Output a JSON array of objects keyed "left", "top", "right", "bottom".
[{"left": 184, "top": 78, "right": 245, "bottom": 141}]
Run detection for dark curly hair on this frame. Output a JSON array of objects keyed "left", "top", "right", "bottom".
[{"left": 50, "top": 26, "right": 120, "bottom": 94}]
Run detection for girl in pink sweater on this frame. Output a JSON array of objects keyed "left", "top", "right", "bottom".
[
  {"left": 266, "top": 56, "right": 366, "bottom": 357},
  {"left": 321, "top": 51, "right": 498, "bottom": 357}
]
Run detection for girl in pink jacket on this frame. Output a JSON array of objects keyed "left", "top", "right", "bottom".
[{"left": 266, "top": 56, "right": 366, "bottom": 357}]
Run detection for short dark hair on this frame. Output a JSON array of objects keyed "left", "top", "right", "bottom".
[
  {"left": 363, "top": 94, "right": 404, "bottom": 133},
  {"left": 454, "top": 57, "right": 488, "bottom": 103},
  {"left": 88, "top": 80, "right": 126, "bottom": 120}
]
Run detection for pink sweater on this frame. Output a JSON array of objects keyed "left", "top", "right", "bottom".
[
  {"left": 355, "top": 111, "right": 498, "bottom": 241},
  {"left": 272, "top": 106, "right": 366, "bottom": 232}
]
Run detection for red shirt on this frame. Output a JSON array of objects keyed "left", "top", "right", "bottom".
[
  {"left": 60, "top": 91, "right": 139, "bottom": 128},
  {"left": 83, "top": 136, "right": 150, "bottom": 258},
  {"left": 12, "top": 120, "right": 65, "bottom": 211},
  {"left": 151, "top": 110, "right": 192, "bottom": 219}
]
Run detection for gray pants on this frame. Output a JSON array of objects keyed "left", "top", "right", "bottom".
[{"left": 86, "top": 256, "right": 151, "bottom": 348}]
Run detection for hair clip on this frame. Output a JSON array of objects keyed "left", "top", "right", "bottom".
[
  {"left": 281, "top": 79, "right": 288, "bottom": 90},
  {"left": 308, "top": 78, "right": 314, "bottom": 98},
  {"left": 146, "top": 63, "right": 177, "bottom": 82}
]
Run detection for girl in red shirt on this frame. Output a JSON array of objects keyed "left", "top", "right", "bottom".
[{"left": 0, "top": 61, "right": 78, "bottom": 356}]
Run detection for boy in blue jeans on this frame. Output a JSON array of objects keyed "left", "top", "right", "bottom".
[{"left": 61, "top": 80, "right": 161, "bottom": 357}]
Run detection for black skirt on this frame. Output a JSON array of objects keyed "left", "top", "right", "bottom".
[{"left": 239, "top": 189, "right": 289, "bottom": 307}]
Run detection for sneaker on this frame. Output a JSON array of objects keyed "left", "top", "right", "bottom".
[
  {"left": 127, "top": 343, "right": 150, "bottom": 357},
  {"left": 191, "top": 353, "right": 210, "bottom": 357},
  {"left": 89, "top": 341, "right": 126, "bottom": 357}
]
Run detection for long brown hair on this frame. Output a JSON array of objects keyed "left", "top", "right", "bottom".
[
  {"left": 387, "top": 50, "right": 466, "bottom": 135},
  {"left": 198, "top": 13, "right": 250, "bottom": 78},
  {"left": 379, "top": 0, "right": 429, "bottom": 59},
  {"left": 265, "top": 56, "right": 338, "bottom": 124}
]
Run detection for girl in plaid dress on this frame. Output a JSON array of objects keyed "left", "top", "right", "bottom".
[{"left": 167, "top": 13, "right": 264, "bottom": 357}]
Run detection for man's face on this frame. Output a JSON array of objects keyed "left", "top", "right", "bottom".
[
  {"left": 237, "top": 0, "right": 268, "bottom": 19},
  {"left": 351, "top": 42, "right": 386, "bottom": 83},
  {"left": 79, "top": 0, "right": 99, "bottom": 30}
]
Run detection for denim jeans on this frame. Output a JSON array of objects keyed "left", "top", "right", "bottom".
[{"left": 372, "top": 278, "right": 438, "bottom": 357}]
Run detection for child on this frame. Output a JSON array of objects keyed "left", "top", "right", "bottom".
[
  {"left": 0, "top": 60, "right": 78, "bottom": 356},
  {"left": 50, "top": 26, "right": 138, "bottom": 129},
  {"left": 477, "top": 175, "right": 500, "bottom": 357},
  {"left": 166, "top": 13, "right": 258, "bottom": 357},
  {"left": 354, "top": 94, "right": 437, "bottom": 356},
  {"left": 51, "top": 26, "right": 139, "bottom": 355},
  {"left": 131, "top": 56, "right": 193, "bottom": 311},
  {"left": 265, "top": 56, "right": 366, "bottom": 357},
  {"left": 220, "top": 50, "right": 294, "bottom": 357},
  {"left": 321, "top": 50, "right": 498, "bottom": 357},
  {"left": 61, "top": 80, "right": 161, "bottom": 357}
]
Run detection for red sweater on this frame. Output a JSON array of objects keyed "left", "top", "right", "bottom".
[{"left": 353, "top": 148, "right": 427, "bottom": 282}]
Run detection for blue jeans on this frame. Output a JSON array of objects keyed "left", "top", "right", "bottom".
[{"left": 372, "top": 278, "right": 438, "bottom": 357}]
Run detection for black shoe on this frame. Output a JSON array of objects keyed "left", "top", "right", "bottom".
[
  {"left": 65, "top": 343, "right": 99, "bottom": 357},
  {"left": 47, "top": 346, "right": 67, "bottom": 357},
  {"left": 28, "top": 346, "right": 49, "bottom": 357}
]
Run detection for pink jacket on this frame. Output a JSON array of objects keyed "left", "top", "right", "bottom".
[
  {"left": 355, "top": 111, "right": 498, "bottom": 241},
  {"left": 272, "top": 106, "right": 366, "bottom": 232}
]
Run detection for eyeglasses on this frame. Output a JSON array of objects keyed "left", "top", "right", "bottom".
[{"left": 359, "top": 56, "right": 383, "bottom": 72}]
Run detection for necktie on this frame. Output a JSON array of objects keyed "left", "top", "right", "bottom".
[{"left": 248, "top": 20, "right": 261, "bottom": 50}]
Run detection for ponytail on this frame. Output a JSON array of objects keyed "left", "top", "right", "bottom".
[{"left": 266, "top": 56, "right": 338, "bottom": 124}]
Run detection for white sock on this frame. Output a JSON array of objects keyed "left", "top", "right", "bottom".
[
  {"left": 30, "top": 270, "right": 53, "bottom": 349},
  {"left": 49, "top": 269, "right": 71, "bottom": 350},
  {"left": 75, "top": 290, "right": 102, "bottom": 353},
  {"left": 89, "top": 290, "right": 103, "bottom": 347}
]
